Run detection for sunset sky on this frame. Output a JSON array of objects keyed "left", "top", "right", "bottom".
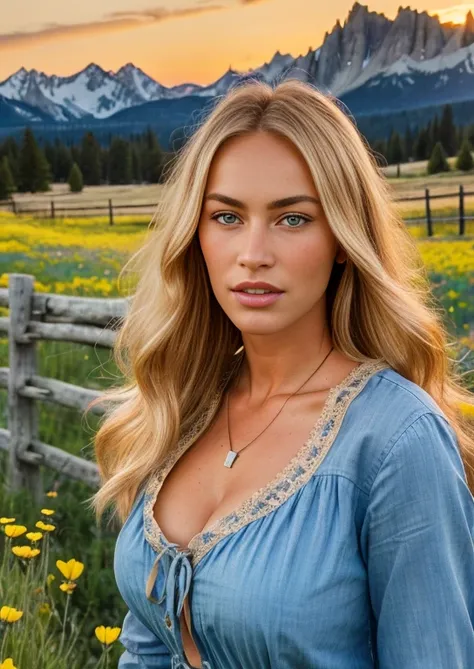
[{"left": 2, "top": 0, "right": 473, "bottom": 86}]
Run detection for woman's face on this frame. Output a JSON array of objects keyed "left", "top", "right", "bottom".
[{"left": 197, "top": 131, "right": 342, "bottom": 336}]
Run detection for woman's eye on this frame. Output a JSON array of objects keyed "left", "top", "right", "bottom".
[
  {"left": 212, "top": 213, "right": 239, "bottom": 225},
  {"left": 211, "top": 213, "right": 310, "bottom": 227},
  {"left": 281, "top": 214, "right": 310, "bottom": 228}
]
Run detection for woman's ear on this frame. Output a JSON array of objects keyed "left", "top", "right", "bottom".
[{"left": 335, "top": 248, "right": 347, "bottom": 264}]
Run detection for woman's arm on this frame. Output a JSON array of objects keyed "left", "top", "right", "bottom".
[
  {"left": 118, "top": 609, "right": 172, "bottom": 668},
  {"left": 361, "top": 411, "right": 474, "bottom": 667}
]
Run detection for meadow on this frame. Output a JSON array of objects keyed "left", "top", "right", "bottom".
[{"left": 0, "top": 185, "right": 473, "bottom": 667}]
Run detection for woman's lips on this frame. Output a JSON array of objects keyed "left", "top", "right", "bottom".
[{"left": 231, "top": 290, "right": 284, "bottom": 307}]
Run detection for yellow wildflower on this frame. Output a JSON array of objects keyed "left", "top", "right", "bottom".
[
  {"left": 46, "top": 491, "right": 58, "bottom": 498},
  {"left": 95, "top": 626, "right": 121, "bottom": 646},
  {"left": 46, "top": 573, "right": 55, "bottom": 586},
  {"left": 12, "top": 545, "right": 41, "bottom": 559},
  {"left": 0, "top": 659, "right": 17, "bottom": 669},
  {"left": 0, "top": 518, "right": 15, "bottom": 524},
  {"left": 40, "top": 509, "right": 55, "bottom": 516},
  {"left": 26, "top": 532, "right": 43, "bottom": 542},
  {"left": 4, "top": 525, "right": 27, "bottom": 538},
  {"left": 59, "top": 582, "right": 77, "bottom": 595},
  {"left": 5, "top": 525, "right": 26, "bottom": 539},
  {"left": 0, "top": 606, "right": 23, "bottom": 623},
  {"left": 35, "top": 521, "right": 55, "bottom": 532},
  {"left": 459, "top": 401, "right": 474, "bottom": 418},
  {"left": 56, "top": 558, "right": 84, "bottom": 581}
]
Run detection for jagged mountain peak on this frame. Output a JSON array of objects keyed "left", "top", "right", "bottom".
[
  {"left": 116, "top": 62, "right": 148, "bottom": 77},
  {"left": 13, "top": 66, "right": 27, "bottom": 77},
  {"left": 82, "top": 62, "right": 106, "bottom": 73},
  {"left": 346, "top": 2, "right": 369, "bottom": 21}
]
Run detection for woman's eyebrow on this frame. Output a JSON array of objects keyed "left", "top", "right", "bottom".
[{"left": 204, "top": 193, "right": 321, "bottom": 210}]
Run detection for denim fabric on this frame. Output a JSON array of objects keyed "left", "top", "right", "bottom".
[{"left": 113, "top": 368, "right": 474, "bottom": 668}]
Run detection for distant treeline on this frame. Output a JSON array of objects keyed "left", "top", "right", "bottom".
[
  {"left": 0, "top": 103, "right": 473, "bottom": 199},
  {"left": 372, "top": 104, "right": 472, "bottom": 166},
  {"left": 0, "top": 126, "right": 180, "bottom": 198}
]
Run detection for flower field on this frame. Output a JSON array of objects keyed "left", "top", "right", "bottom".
[
  {"left": 0, "top": 209, "right": 472, "bottom": 667},
  {"left": 0, "top": 487, "right": 123, "bottom": 669}
]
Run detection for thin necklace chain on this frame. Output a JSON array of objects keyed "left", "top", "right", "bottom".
[{"left": 224, "top": 345, "right": 334, "bottom": 468}]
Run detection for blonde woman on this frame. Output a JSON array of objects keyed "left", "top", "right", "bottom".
[{"left": 88, "top": 79, "right": 474, "bottom": 669}]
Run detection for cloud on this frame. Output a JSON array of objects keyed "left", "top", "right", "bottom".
[{"left": 0, "top": 0, "right": 270, "bottom": 52}]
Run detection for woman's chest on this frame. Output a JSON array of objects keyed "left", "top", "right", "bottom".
[{"left": 152, "top": 391, "right": 330, "bottom": 551}]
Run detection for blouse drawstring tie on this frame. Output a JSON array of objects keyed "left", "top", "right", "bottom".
[
  {"left": 146, "top": 544, "right": 193, "bottom": 616},
  {"left": 146, "top": 545, "right": 205, "bottom": 667}
]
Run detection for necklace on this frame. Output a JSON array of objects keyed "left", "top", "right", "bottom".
[{"left": 223, "top": 345, "right": 335, "bottom": 468}]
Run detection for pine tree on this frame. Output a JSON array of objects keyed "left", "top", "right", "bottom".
[
  {"left": 387, "top": 130, "right": 404, "bottom": 165},
  {"left": 414, "top": 128, "right": 430, "bottom": 160},
  {"left": 71, "top": 145, "right": 81, "bottom": 166},
  {"left": 68, "top": 162, "right": 83, "bottom": 192},
  {"left": 18, "top": 128, "right": 51, "bottom": 193},
  {"left": 455, "top": 138, "right": 474, "bottom": 171},
  {"left": 428, "top": 115, "right": 439, "bottom": 155},
  {"left": 0, "top": 156, "right": 16, "bottom": 200},
  {"left": 44, "top": 141, "right": 57, "bottom": 180},
  {"left": 131, "top": 145, "right": 143, "bottom": 183},
  {"left": 427, "top": 141, "right": 450, "bottom": 174},
  {"left": 1, "top": 136, "right": 20, "bottom": 185},
  {"left": 108, "top": 137, "right": 132, "bottom": 185},
  {"left": 141, "top": 127, "right": 164, "bottom": 183},
  {"left": 80, "top": 131, "right": 101, "bottom": 185},
  {"left": 439, "top": 105, "right": 457, "bottom": 156},
  {"left": 56, "top": 143, "right": 73, "bottom": 182},
  {"left": 467, "top": 123, "right": 474, "bottom": 147}
]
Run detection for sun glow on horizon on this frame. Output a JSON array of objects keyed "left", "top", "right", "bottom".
[{"left": 431, "top": 4, "right": 474, "bottom": 25}]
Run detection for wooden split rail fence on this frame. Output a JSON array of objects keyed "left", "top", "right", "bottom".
[{"left": 0, "top": 273, "right": 128, "bottom": 501}]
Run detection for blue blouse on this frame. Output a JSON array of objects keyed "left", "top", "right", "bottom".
[{"left": 113, "top": 360, "right": 474, "bottom": 668}]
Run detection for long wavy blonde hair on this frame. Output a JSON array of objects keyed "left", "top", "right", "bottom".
[{"left": 85, "top": 78, "right": 474, "bottom": 526}]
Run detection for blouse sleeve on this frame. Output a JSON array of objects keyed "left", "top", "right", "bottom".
[
  {"left": 362, "top": 411, "right": 474, "bottom": 668},
  {"left": 118, "top": 609, "right": 172, "bottom": 668}
]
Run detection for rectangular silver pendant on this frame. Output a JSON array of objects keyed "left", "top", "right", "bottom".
[{"left": 224, "top": 450, "right": 238, "bottom": 468}]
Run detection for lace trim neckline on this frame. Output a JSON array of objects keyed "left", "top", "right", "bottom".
[{"left": 143, "top": 358, "right": 389, "bottom": 568}]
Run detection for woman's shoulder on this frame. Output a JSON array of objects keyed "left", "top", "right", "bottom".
[
  {"left": 322, "top": 364, "right": 454, "bottom": 493},
  {"left": 365, "top": 365, "right": 449, "bottom": 421}
]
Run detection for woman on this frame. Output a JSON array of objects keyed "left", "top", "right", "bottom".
[{"left": 87, "top": 79, "right": 474, "bottom": 668}]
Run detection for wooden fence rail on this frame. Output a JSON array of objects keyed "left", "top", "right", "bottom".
[
  {"left": 0, "top": 274, "right": 129, "bottom": 500},
  {"left": 0, "top": 186, "right": 473, "bottom": 235}
]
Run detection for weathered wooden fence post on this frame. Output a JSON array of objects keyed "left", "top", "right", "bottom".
[
  {"left": 7, "top": 274, "right": 43, "bottom": 502},
  {"left": 108, "top": 199, "right": 114, "bottom": 226},
  {"left": 459, "top": 185, "right": 465, "bottom": 237},
  {"left": 50, "top": 200, "right": 55, "bottom": 219},
  {"left": 425, "top": 188, "right": 432, "bottom": 237}
]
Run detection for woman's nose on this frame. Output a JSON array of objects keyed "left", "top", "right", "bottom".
[{"left": 236, "top": 225, "right": 275, "bottom": 269}]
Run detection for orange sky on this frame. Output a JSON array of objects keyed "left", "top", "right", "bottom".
[{"left": 1, "top": 0, "right": 473, "bottom": 86}]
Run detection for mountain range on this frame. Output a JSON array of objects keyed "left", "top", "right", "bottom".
[{"left": 2, "top": 2, "right": 474, "bottom": 141}]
